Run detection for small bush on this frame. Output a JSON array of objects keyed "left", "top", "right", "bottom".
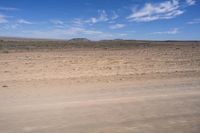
[
  {"left": 2, "top": 50, "right": 9, "bottom": 53},
  {"left": 2, "top": 85, "right": 8, "bottom": 88}
]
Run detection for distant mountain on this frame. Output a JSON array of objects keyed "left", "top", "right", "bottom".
[{"left": 68, "top": 38, "right": 90, "bottom": 42}]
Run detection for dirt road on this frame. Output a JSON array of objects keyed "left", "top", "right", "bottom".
[
  {"left": 0, "top": 44, "right": 200, "bottom": 133},
  {"left": 0, "top": 77, "right": 200, "bottom": 133}
]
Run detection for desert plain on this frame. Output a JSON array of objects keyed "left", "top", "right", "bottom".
[{"left": 0, "top": 39, "right": 200, "bottom": 133}]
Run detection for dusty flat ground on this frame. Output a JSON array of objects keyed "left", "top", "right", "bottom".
[{"left": 0, "top": 43, "right": 200, "bottom": 133}]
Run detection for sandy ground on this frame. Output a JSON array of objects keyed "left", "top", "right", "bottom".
[{"left": 0, "top": 45, "right": 200, "bottom": 133}]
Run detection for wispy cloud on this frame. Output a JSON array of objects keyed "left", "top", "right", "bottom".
[
  {"left": 72, "top": 18, "right": 84, "bottom": 27},
  {"left": 72, "top": 10, "right": 119, "bottom": 26},
  {"left": 187, "top": 18, "right": 200, "bottom": 24},
  {"left": 25, "top": 27, "right": 103, "bottom": 37},
  {"left": 64, "top": 27, "right": 103, "bottom": 35},
  {"left": 127, "top": 0, "right": 184, "bottom": 22},
  {"left": 111, "top": 11, "right": 119, "bottom": 20},
  {"left": 186, "top": 0, "right": 196, "bottom": 5},
  {"left": 0, "top": 14, "right": 8, "bottom": 23},
  {"left": 0, "top": 7, "right": 19, "bottom": 11},
  {"left": 109, "top": 24, "right": 125, "bottom": 29},
  {"left": 50, "top": 19, "right": 64, "bottom": 25},
  {"left": 86, "top": 10, "right": 108, "bottom": 24},
  {"left": 20, "top": 27, "right": 115, "bottom": 40},
  {"left": 118, "top": 33, "right": 128, "bottom": 36},
  {"left": 17, "top": 19, "right": 33, "bottom": 24},
  {"left": 152, "top": 28, "right": 179, "bottom": 35}
]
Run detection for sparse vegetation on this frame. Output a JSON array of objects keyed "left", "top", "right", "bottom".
[
  {"left": 0, "top": 38, "right": 199, "bottom": 51},
  {"left": 0, "top": 38, "right": 200, "bottom": 133},
  {"left": 2, "top": 50, "right": 9, "bottom": 54}
]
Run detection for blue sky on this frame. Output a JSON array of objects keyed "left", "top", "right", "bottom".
[{"left": 0, "top": 0, "right": 199, "bottom": 40}]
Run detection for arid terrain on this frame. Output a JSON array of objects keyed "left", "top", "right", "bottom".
[{"left": 0, "top": 39, "right": 200, "bottom": 133}]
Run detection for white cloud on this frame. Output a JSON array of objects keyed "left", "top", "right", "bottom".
[
  {"left": 186, "top": 0, "right": 196, "bottom": 5},
  {"left": 75, "top": 10, "right": 118, "bottom": 25},
  {"left": 111, "top": 11, "right": 119, "bottom": 20},
  {"left": 21, "top": 27, "right": 105, "bottom": 39},
  {"left": 72, "top": 18, "right": 84, "bottom": 26},
  {"left": 98, "top": 10, "right": 109, "bottom": 21},
  {"left": 10, "top": 24, "right": 19, "bottom": 29},
  {"left": 119, "top": 33, "right": 128, "bottom": 36},
  {"left": 109, "top": 24, "right": 125, "bottom": 29},
  {"left": 17, "top": 26, "right": 125, "bottom": 40},
  {"left": 86, "top": 10, "right": 108, "bottom": 24},
  {"left": 152, "top": 28, "right": 179, "bottom": 35},
  {"left": 1, "top": 24, "right": 130, "bottom": 40},
  {"left": 50, "top": 19, "right": 64, "bottom": 25},
  {"left": 108, "top": 21, "right": 115, "bottom": 24},
  {"left": 127, "top": 0, "right": 184, "bottom": 22},
  {"left": 0, "top": 7, "right": 19, "bottom": 11},
  {"left": 187, "top": 18, "right": 200, "bottom": 24},
  {"left": 17, "top": 19, "right": 33, "bottom": 24},
  {"left": 62, "top": 27, "right": 103, "bottom": 35},
  {"left": 0, "top": 14, "right": 8, "bottom": 23}
]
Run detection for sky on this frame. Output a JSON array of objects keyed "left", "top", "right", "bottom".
[{"left": 0, "top": 0, "right": 199, "bottom": 40}]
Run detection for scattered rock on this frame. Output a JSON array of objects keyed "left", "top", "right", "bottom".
[{"left": 2, "top": 85, "right": 8, "bottom": 88}]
